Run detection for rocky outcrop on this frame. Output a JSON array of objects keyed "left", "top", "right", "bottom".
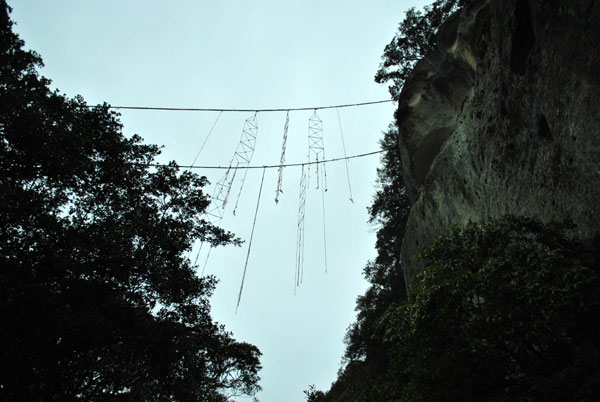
[{"left": 398, "top": 0, "right": 600, "bottom": 284}]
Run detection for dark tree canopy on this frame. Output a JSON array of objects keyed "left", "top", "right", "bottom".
[{"left": 0, "top": 2, "right": 260, "bottom": 401}]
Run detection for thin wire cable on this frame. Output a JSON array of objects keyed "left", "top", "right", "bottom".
[
  {"left": 191, "top": 111, "right": 222, "bottom": 166},
  {"left": 236, "top": 167, "right": 267, "bottom": 312},
  {"left": 151, "top": 149, "right": 384, "bottom": 170},
  {"left": 97, "top": 99, "right": 394, "bottom": 113},
  {"left": 336, "top": 108, "right": 354, "bottom": 203}
]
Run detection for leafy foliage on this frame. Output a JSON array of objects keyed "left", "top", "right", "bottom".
[
  {"left": 303, "top": 385, "right": 325, "bottom": 402},
  {"left": 310, "top": 122, "right": 411, "bottom": 402},
  {"left": 342, "top": 124, "right": 409, "bottom": 364},
  {"left": 318, "top": 217, "right": 600, "bottom": 401},
  {"left": 375, "top": 0, "right": 465, "bottom": 99},
  {"left": 381, "top": 217, "right": 600, "bottom": 402},
  {"left": 0, "top": 2, "right": 261, "bottom": 401}
]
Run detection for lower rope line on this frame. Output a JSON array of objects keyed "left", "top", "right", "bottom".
[
  {"left": 141, "top": 149, "right": 384, "bottom": 170},
  {"left": 236, "top": 167, "right": 267, "bottom": 312},
  {"left": 336, "top": 108, "right": 354, "bottom": 203}
]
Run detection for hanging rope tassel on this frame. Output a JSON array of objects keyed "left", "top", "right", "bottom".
[
  {"left": 275, "top": 111, "right": 290, "bottom": 204},
  {"left": 236, "top": 167, "right": 267, "bottom": 312},
  {"left": 336, "top": 108, "right": 354, "bottom": 203}
]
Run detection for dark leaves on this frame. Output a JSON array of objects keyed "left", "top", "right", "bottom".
[{"left": 0, "top": 2, "right": 260, "bottom": 400}]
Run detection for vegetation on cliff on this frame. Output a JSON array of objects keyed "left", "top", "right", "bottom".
[
  {"left": 385, "top": 217, "right": 600, "bottom": 401},
  {"left": 312, "top": 214, "right": 600, "bottom": 401},
  {"left": 0, "top": 2, "right": 261, "bottom": 401}
]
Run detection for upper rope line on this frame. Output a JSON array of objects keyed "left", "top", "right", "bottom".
[{"left": 94, "top": 99, "right": 395, "bottom": 113}]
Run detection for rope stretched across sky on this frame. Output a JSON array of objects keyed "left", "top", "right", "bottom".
[
  {"left": 99, "top": 99, "right": 395, "bottom": 113},
  {"left": 144, "top": 149, "right": 385, "bottom": 171}
]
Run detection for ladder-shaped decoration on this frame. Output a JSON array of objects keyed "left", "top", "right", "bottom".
[
  {"left": 232, "top": 113, "right": 259, "bottom": 214},
  {"left": 198, "top": 113, "right": 259, "bottom": 273},
  {"left": 308, "top": 110, "right": 327, "bottom": 190},
  {"left": 204, "top": 113, "right": 259, "bottom": 223}
]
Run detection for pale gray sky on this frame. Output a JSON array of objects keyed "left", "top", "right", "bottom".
[{"left": 9, "top": 1, "right": 430, "bottom": 400}]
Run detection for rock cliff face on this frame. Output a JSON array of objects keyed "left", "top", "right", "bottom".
[{"left": 398, "top": 0, "right": 600, "bottom": 284}]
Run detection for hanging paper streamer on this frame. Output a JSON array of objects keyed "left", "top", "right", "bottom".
[
  {"left": 275, "top": 111, "right": 290, "bottom": 204},
  {"left": 295, "top": 165, "right": 307, "bottom": 291}
]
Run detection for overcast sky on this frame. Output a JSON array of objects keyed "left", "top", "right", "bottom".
[{"left": 9, "top": 1, "right": 431, "bottom": 400}]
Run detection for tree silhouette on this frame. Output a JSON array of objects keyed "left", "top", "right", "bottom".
[
  {"left": 0, "top": 2, "right": 260, "bottom": 401},
  {"left": 375, "top": 0, "right": 466, "bottom": 98}
]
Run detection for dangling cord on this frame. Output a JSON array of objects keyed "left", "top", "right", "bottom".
[
  {"left": 194, "top": 242, "right": 204, "bottom": 266},
  {"left": 236, "top": 167, "right": 267, "bottom": 313},
  {"left": 320, "top": 167, "right": 328, "bottom": 274},
  {"left": 191, "top": 111, "right": 222, "bottom": 166},
  {"left": 201, "top": 246, "right": 212, "bottom": 276},
  {"left": 336, "top": 108, "right": 353, "bottom": 202},
  {"left": 295, "top": 164, "right": 307, "bottom": 294}
]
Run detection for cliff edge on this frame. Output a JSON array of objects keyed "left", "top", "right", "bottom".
[{"left": 398, "top": 0, "right": 600, "bottom": 284}]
